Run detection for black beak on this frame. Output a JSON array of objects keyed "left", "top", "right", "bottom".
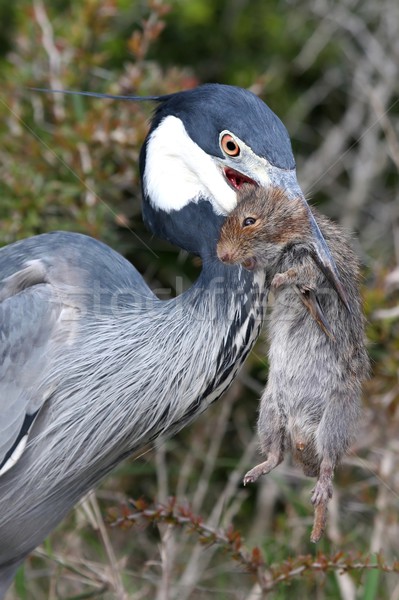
[
  {"left": 260, "top": 167, "right": 350, "bottom": 312},
  {"left": 303, "top": 204, "right": 351, "bottom": 313}
]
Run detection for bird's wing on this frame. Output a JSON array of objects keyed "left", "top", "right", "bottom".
[
  {"left": 0, "top": 261, "right": 67, "bottom": 476},
  {"left": 0, "top": 232, "right": 156, "bottom": 476}
]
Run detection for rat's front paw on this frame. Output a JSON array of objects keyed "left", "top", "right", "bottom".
[
  {"left": 271, "top": 273, "right": 285, "bottom": 289},
  {"left": 271, "top": 269, "right": 297, "bottom": 289}
]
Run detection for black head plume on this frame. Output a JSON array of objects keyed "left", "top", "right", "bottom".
[{"left": 28, "top": 87, "right": 170, "bottom": 104}]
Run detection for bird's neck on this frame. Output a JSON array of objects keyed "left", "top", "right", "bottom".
[
  {"left": 157, "top": 258, "right": 266, "bottom": 426},
  {"left": 186, "top": 255, "right": 265, "bottom": 320},
  {"left": 0, "top": 251, "right": 267, "bottom": 539},
  {"left": 142, "top": 195, "right": 225, "bottom": 258}
]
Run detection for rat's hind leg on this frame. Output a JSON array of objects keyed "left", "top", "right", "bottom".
[
  {"left": 313, "top": 390, "right": 360, "bottom": 503},
  {"left": 309, "top": 392, "right": 359, "bottom": 542},
  {"left": 311, "top": 458, "right": 334, "bottom": 507},
  {"left": 243, "top": 450, "right": 283, "bottom": 485},
  {"left": 310, "top": 457, "right": 334, "bottom": 542},
  {"left": 243, "top": 392, "right": 285, "bottom": 485}
]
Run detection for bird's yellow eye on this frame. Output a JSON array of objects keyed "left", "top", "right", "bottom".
[{"left": 221, "top": 133, "right": 240, "bottom": 157}]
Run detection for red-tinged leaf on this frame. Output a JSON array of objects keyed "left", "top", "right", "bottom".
[
  {"left": 193, "top": 516, "right": 203, "bottom": 527},
  {"left": 178, "top": 504, "right": 191, "bottom": 519},
  {"left": 121, "top": 504, "right": 131, "bottom": 518},
  {"left": 128, "top": 31, "right": 144, "bottom": 59},
  {"left": 131, "top": 497, "right": 149, "bottom": 512},
  {"left": 226, "top": 526, "right": 241, "bottom": 544},
  {"left": 148, "top": 0, "right": 171, "bottom": 16},
  {"left": 119, "top": 519, "right": 135, "bottom": 530},
  {"left": 332, "top": 551, "right": 344, "bottom": 562},
  {"left": 148, "top": 21, "right": 166, "bottom": 42},
  {"left": 198, "top": 535, "right": 212, "bottom": 545},
  {"left": 251, "top": 546, "right": 264, "bottom": 567}
]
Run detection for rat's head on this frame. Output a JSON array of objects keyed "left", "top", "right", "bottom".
[{"left": 217, "top": 185, "right": 311, "bottom": 271}]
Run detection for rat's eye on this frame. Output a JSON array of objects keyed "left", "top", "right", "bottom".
[
  {"left": 243, "top": 217, "right": 257, "bottom": 227},
  {"left": 220, "top": 133, "right": 240, "bottom": 157}
]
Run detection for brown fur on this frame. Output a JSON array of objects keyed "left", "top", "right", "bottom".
[
  {"left": 217, "top": 184, "right": 369, "bottom": 543},
  {"left": 217, "top": 186, "right": 311, "bottom": 264}
]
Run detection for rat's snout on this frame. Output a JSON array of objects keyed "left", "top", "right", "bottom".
[
  {"left": 217, "top": 240, "right": 240, "bottom": 264},
  {"left": 217, "top": 240, "right": 257, "bottom": 271},
  {"left": 217, "top": 248, "right": 234, "bottom": 263}
]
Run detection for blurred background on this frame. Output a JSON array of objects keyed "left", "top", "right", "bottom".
[{"left": 1, "top": 0, "right": 399, "bottom": 598}]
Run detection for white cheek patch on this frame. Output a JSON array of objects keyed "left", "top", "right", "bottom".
[
  {"left": 0, "top": 436, "right": 28, "bottom": 476},
  {"left": 143, "top": 115, "right": 237, "bottom": 215}
]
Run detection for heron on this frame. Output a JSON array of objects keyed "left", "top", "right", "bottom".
[{"left": 0, "top": 83, "right": 345, "bottom": 596}]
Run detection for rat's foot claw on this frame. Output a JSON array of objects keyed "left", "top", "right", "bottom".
[
  {"left": 271, "top": 273, "right": 286, "bottom": 289},
  {"left": 311, "top": 479, "right": 333, "bottom": 506},
  {"left": 243, "top": 456, "right": 281, "bottom": 486},
  {"left": 243, "top": 466, "right": 262, "bottom": 485},
  {"left": 271, "top": 269, "right": 297, "bottom": 289}
]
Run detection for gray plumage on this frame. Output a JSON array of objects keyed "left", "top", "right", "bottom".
[
  {"left": 0, "top": 233, "right": 265, "bottom": 578},
  {"left": 217, "top": 186, "right": 369, "bottom": 542},
  {"left": 0, "top": 84, "right": 346, "bottom": 596}
]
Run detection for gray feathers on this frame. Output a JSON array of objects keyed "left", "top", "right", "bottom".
[
  {"left": 0, "top": 231, "right": 266, "bottom": 569},
  {"left": 0, "top": 263, "right": 63, "bottom": 473}
]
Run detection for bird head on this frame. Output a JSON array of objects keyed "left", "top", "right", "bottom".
[
  {"left": 140, "top": 84, "right": 297, "bottom": 257},
  {"left": 139, "top": 83, "right": 343, "bottom": 296},
  {"left": 30, "top": 83, "right": 344, "bottom": 295}
]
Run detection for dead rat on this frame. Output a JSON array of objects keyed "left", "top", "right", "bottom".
[{"left": 217, "top": 185, "right": 369, "bottom": 542}]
